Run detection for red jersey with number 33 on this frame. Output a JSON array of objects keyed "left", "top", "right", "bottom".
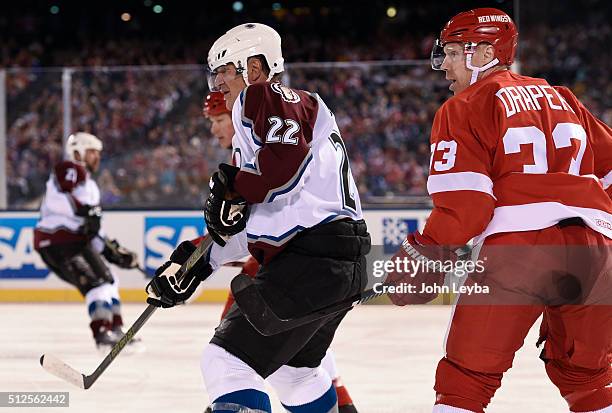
[{"left": 423, "top": 70, "right": 612, "bottom": 246}]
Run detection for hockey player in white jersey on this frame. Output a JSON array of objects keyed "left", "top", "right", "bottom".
[
  {"left": 202, "top": 90, "right": 360, "bottom": 413},
  {"left": 34, "top": 132, "right": 139, "bottom": 349},
  {"left": 146, "top": 24, "right": 371, "bottom": 413}
]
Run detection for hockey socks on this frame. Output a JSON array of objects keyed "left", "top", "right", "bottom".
[
  {"left": 282, "top": 384, "right": 338, "bottom": 413},
  {"left": 87, "top": 300, "right": 112, "bottom": 321},
  {"left": 333, "top": 378, "right": 355, "bottom": 408},
  {"left": 210, "top": 389, "right": 271, "bottom": 413},
  {"left": 111, "top": 297, "right": 122, "bottom": 326}
]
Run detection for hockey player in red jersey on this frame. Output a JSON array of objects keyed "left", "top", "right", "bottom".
[
  {"left": 146, "top": 23, "right": 370, "bottom": 413},
  {"left": 385, "top": 8, "right": 612, "bottom": 413},
  {"left": 34, "top": 132, "right": 140, "bottom": 349},
  {"left": 203, "top": 90, "right": 359, "bottom": 413}
]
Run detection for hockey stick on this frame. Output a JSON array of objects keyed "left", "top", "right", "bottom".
[
  {"left": 137, "top": 261, "right": 241, "bottom": 277},
  {"left": 40, "top": 235, "right": 214, "bottom": 389},
  {"left": 231, "top": 274, "right": 386, "bottom": 336},
  {"left": 136, "top": 264, "right": 152, "bottom": 277},
  {"left": 99, "top": 235, "right": 240, "bottom": 275}
]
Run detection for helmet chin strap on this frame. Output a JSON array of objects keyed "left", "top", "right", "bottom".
[{"left": 465, "top": 54, "right": 500, "bottom": 84}]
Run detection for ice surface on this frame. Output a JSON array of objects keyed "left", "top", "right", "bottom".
[{"left": 1, "top": 304, "right": 566, "bottom": 412}]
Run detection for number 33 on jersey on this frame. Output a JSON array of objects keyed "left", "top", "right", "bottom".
[{"left": 425, "top": 70, "right": 612, "bottom": 246}]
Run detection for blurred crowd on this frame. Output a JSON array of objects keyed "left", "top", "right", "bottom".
[{"left": 5, "top": 21, "right": 611, "bottom": 209}]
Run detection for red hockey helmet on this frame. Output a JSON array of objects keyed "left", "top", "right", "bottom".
[
  {"left": 203, "top": 91, "right": 231, "bottom": 117},
  {"left": 431, "top": 8, "right": 518, "bottom": 70}
]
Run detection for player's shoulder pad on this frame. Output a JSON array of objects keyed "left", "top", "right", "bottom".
[
  {"left": 441, "top": 72, "right": 513, "bottom": 118},
  {"left": 434, "top": 92, "right": 482, "bottom": 126},
  {"left": 242, "top": 82, "right": 318, "bottom": 128},
  {"left": 433, "top": 88, "right": 500, "bottom": 150},
  {"left": 53, "top": 160, "right": 87, "bottom": 192},
  {"left": 552, "top": 85, "right": 580, "bottom": 110}
]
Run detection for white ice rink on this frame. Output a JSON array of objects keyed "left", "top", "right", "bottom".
[{"left": 2, "top": 303, "right": 568, "bottom": 412}]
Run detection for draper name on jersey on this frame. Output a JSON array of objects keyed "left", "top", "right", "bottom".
[{"left": 495, "top": 84, "right": 574, "bottom": 118}]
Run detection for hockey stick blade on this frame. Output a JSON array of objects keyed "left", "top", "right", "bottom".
[
  {"left": 40, "top": 354, "right": 86, "bottom": 389},
  {"left": 40, "top": 236, "right": 214, "bottom": 389},
  {"left": 231, "top": 274, "right": 384, "bottom": 336}
]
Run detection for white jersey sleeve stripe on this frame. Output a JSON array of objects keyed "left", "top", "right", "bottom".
[
  {"left": 601, "top": 169, "right": 612, "bottom": 189},
  {"left": 473, "top": 202, "right": 612, "bottom": 244},
  {"left": 427, "top": 172, "right": 495, "bottom": 197}
]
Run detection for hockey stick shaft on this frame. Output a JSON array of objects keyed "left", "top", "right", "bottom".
[
  {"left": 136, "top": 265, "right": 152, "bottom": 277},
  {"left": 99, "top": 235, "right": 241, "bottom": 275},
  {"left": 137, "top": 262, "right": 240, "bottom": 277},
  {"left": 83, "top": 303, "right": 157, "bottom": 388},
  {"left": 41, "top": 235, "right": 214, "bottom": 389}
]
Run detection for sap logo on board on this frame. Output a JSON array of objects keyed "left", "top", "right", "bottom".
[
  {"left": 144, "top": 216, "right": 205, "bottom": 276},
  {"left": 382, "top": 217, "right": 418, "bottom": 254},
  {"left": 0, "top": 218, "right": 48, "bottom": 278}
]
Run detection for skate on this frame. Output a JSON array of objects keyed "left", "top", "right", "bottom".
[{"left": 94, "top": 329, "right": 122, "bottom": 352}]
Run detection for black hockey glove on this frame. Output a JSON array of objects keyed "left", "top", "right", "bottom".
[
  {"left": 204, "top": 163, "right": 250, "bottom": 247},
  {"left": 146, "top": 241, "right": 213, "bottom": 308},
  {"left": 102, "top": 239, "right": 138, "bottom": 269},
  {"left": 76, "top": 204, "right": 102, "bottom": 236}
]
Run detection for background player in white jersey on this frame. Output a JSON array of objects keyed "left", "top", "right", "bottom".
[
  {"left": 385, "top": 8, "right": 612, "bottom": 413},
  {"left": 202, "top": 91, "right": 359, "bottom": 413},
  {"left": 34, "top": 132, "right": 140, "bottom": 349},
  {"left": 146, "top": 24, "right": 371, "bottom": 413}
]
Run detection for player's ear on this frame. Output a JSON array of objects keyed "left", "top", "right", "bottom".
[
  {"left": 246, "top": 57, "right": 265, "bottom": 83},
  {"left": 482, "top": 43, "right": 496, "bottom": 64}
]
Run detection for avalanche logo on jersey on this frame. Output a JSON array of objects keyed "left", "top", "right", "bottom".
[
  {"left": 382, "top": 217, "right": 418, "bottom": 254},
  {"left": 144, "top": 216, "right": 205, "bottom": 276},
  {"left": 0, "top": 217, "right": 48, "bottom": 278},
  {"left": 271, "top": 82, "right": 301, "bottom": 103}
]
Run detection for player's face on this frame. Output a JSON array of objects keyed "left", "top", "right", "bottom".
[
  {"left": 212, "top": 64, "right": 247, "bottom": 112},
  {"left": 441, "top": 42, "right": 493, "bottom": 95},
  {"left": 440, "top": 43, "right": 471, "bottom": 94},
  {"left": 83, "top": 149, "right": 101, "bottom": 173},
  {"left": 209, "top": 113, "right": 234, "bottom": 149}
]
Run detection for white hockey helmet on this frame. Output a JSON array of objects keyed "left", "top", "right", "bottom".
[
  {"left": 207, "top": 23, "right": 284, "bottom": 90},
  {"left": 65, "top": 132, "right": 103, "bottom": 162}
]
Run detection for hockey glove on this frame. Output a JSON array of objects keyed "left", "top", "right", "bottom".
[
  {"left": 76, "top": 204, "right": 102, "bottom": 236},
  {"left": 146, "top": 241, "right": 213, "bottom": 308},
  {"left": 385, "top": 232, "right": 455, "bottom": 305},
  {"left": 102, "top": 239, "right": 138, "bottom": 269},
  {"left": 204, "top": 163, "right": 250, "bottom": 247}
]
